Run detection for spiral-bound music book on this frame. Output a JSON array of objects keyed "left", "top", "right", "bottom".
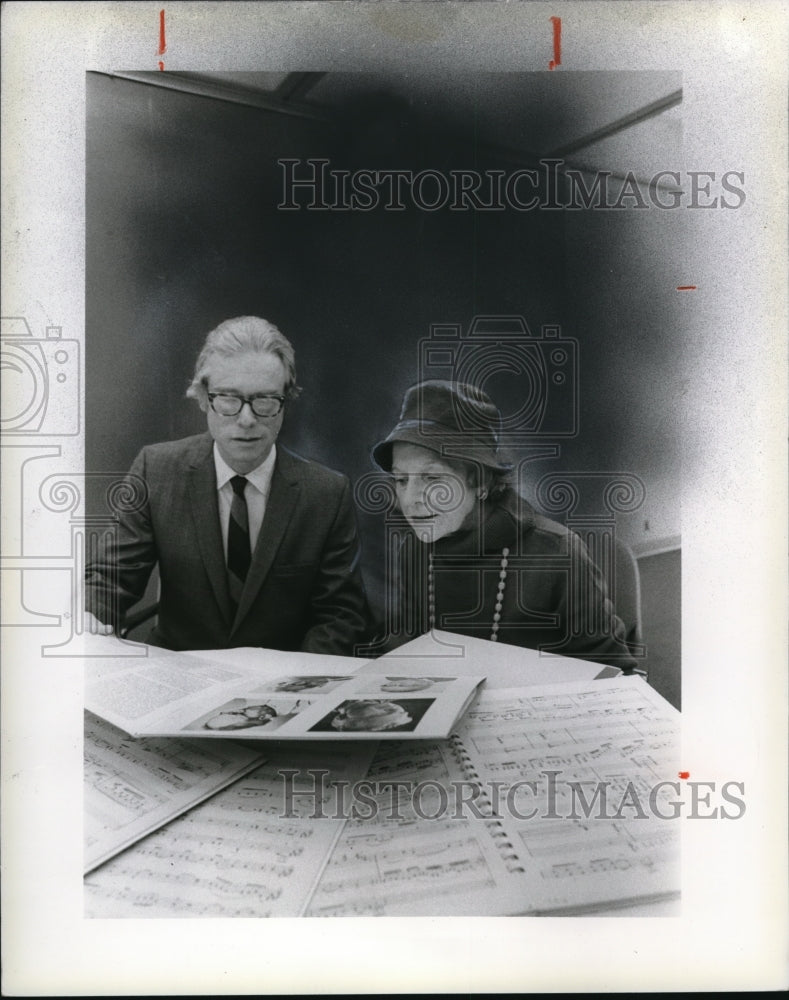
[{"left": 305, "top": 676, "right": 681, "bottom": 916}]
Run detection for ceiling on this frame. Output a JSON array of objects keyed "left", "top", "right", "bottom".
[{"left": 112, "top": 68, "right": 683, "bottom": 186}]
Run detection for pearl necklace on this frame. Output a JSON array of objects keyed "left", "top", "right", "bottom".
[{"left": 428, "top": 547, "right": 510, "bottom": 642}]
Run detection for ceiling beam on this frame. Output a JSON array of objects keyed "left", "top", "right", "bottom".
[
  {"left": 103, "top": 71, "right": 332, "bottom": 122},
  {"left": 546, "top": 89, "right": 683, "bottom": 159},
  {"left": 275, "top": 72, "right": 326, "bottom": 102}
]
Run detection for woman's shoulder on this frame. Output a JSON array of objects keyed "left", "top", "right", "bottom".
[{"left": 496, "top": 490, "right": 575, "bottom": 554}]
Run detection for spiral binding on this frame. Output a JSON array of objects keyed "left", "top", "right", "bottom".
[{"left": 448, "top": 734, "right": 526, "bottom": 874}]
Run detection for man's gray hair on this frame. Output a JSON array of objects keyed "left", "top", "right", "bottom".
[{"left": 187, "top": 316, "right": 302, "bottom": 407}]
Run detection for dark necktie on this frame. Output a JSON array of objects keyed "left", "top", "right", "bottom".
[{"left": 227, "top": 475, "right": 251, "bottom": 605}]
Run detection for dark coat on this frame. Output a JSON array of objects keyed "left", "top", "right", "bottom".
[
  {"left": 85, "top": 434, "right": 371, "bottom": 654},
  {"left": 387, "top": 490, "right": 637, "bottom": 669}
]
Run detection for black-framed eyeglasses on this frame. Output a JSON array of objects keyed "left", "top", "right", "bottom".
[{"left": 207, "top": 392, "right": 285, "bottom": 418}]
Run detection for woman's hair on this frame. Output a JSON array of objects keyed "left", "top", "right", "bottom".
[{"left": 186, "top": 316, "right": 302, "bottom": 408}]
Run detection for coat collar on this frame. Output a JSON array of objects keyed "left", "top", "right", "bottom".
[{"left": 432, "top": 489, "right": 536, "bottom": 556}]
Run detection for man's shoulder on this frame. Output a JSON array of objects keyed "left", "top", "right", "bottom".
[
  {"left": 276, "top": 446, "right": 349, "bottom": 491},
  {"left": 137, "top": 433, "right": 213, "bottom": 467}
]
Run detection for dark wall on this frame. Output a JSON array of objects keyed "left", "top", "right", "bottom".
[
  {"left": 86, "top": 73, "right": 567, "bottom": 609},
  {"left": 86, "top": 72, "right": 682, "bottom": 632}
]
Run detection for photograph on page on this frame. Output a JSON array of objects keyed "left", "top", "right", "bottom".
[{"left": 83, "top": 643, "right": 484, "bottom": 740}]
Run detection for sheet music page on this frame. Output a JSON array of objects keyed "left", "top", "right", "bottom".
[
  {"left": 452, "top": 678, "right": 681, "bottom": 913},
  {"left": 84, "top": 712, "right": 264, "bottom": 873},
  {"left": 307, "top": 678, "right": 681, "bottom": 916},
  {"left": 304, "top": 739, "right": 537, "bottom": 917},
  {"left": 84, "top": 742, "right": 376, "bottom": 918}
]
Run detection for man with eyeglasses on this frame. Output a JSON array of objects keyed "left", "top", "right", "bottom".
[{"left": 84, "top": 316, "right": 371, "bottom": 654}]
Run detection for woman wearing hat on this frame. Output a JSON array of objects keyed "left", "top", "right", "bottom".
[{"left": 372, "top": 380, "right": 636, "bottom": 669}]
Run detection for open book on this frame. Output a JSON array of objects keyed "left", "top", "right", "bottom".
[
  {"left": 85, "top": 638, "right": 681, "bottom": 915},
  {"left": 85, "top": 644, "right": 485, "bottom": 740}
]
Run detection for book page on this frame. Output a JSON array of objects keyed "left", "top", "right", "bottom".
[
  {"left": 306, "top": 678, "right": 681, "bottom": 916},
  {"left": 84, "top": 712, "right": 264, "bottom": 873},
  {"left": 86, "top": 648, "right": 484, "bottom": 740},
  {"left": 84, "top": 646, "right": 360, "bottom": 734},
  {"left": 84, "top": 742, "right": 377, "bottom": 918},
  {"left": 364, "top": 630, "right": 612, "bottom": 688}
]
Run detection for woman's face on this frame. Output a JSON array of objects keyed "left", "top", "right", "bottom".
[{"left": 391, "top": 442, "right": 478, "bottom": 541}]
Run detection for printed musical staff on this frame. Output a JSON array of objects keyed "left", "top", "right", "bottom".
[{"left": 85, "top": 742, "right": 376, "bottom": 917}]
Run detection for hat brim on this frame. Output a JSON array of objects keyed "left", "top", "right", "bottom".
[{"left": 371, "top": 421, "right": 513, "bottom": 474}]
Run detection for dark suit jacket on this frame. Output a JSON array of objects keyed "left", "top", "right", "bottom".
[{"left": 85, "top": 434, "right": 371, "bottom": 654}]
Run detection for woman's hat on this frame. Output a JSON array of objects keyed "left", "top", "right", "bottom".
[{"left": 372, "top": 380, "right": 513, "bottom": 473}]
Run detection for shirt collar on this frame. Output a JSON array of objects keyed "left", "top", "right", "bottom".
[{"left": 213, "top": 443, "right": 277, "bottom": 494}]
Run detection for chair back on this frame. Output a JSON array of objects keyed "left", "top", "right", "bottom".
[{"left": 610, "top": 537, "right": 643, "bottom": 653}]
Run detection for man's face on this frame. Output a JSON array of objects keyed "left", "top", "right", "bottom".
[{"left": 205, "top": 351, "right": 286, "bottom": 474}]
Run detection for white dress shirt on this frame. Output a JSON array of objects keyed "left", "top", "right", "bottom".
[{"left": 213, "top": 443, "right": 277, "bottom": 559}]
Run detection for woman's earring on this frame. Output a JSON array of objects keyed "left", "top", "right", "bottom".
[{"left": 479, "top": 489, "right": 489, "bottom": 501}]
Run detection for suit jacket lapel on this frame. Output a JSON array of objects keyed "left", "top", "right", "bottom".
[
  {"left": 232, "top": 449, "right": 301, "bottom": 633},
  {"left": 187, "top": 439, "right": 235, "bottom": 627}
]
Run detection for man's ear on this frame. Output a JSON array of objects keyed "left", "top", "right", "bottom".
[{"left": 195, "top": 385, "right": 210, "bottom": 413}]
